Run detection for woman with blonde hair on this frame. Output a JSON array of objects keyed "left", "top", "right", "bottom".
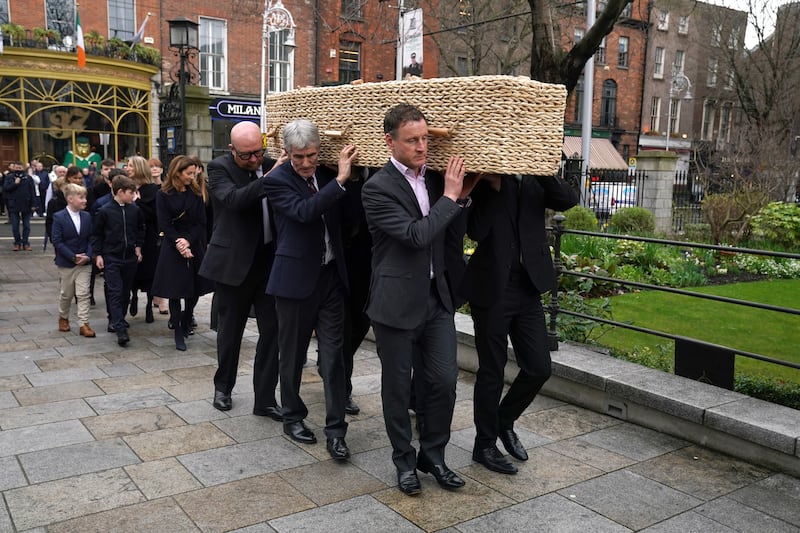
[
  {"left": 126, "top": 155, "right": 160, "bottom": 322},
  {"left": 151, "top": 155, "right": 212, "bottom": 350}
]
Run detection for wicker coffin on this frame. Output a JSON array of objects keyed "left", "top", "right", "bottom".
[{"left": 265, "top": 75, "right": 567, "bottom": 175}]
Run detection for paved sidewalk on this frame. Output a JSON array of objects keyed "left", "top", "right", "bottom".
[{"left": 1, "top": 239, "right": 799, "bottom": 532}]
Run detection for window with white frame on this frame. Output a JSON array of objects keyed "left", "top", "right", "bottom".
[
  {"left": 711, "top": 25, "right": 721, "bottom": 46},
  {"left": 269, "top": 29, "right": 294, "bottom": 93},
  {"left": 669, "top": 98, "right": 680, "bottom": 135},
  {"left": 678, "top": 15, "right": 689, "bottom": 34},
  {"left": 673, "top": 49, "right": 685, "bottom": 75},
  {"left": 595, "top": 37, "right": 606, "bottom": 64},
  {"left": 728, "top": 28, "right": 739, "bottom": 49},
  {"left": 707, "top": 57, "right": 718, "bottom": 87},
  {"left": 725, "top": 69, "right": 735, "bottom": 90},
  {"left": 108, "top": 0, "right": 135, "bottom": 40},
  {"left": 199, "top": 18, "right": 227, "bottom": 92},
  {"left": 654, "top": 47, "right": 664, "bottom": 78},
  {"left": 702, "top": 100, "right": 715, "bottom": 140},
  {"left": 0, "top": 0, "right": 8, "bottom": 24},
  {"left": 650, "top": 96, "right": 661, "bottom": 132},
  {"left": 339, "top": 40, "right": 361, "bottom": 84},
  {"left": 657, "top": 10, "right": 669, "bottom": 30},
  {"left": 719, "top": 103, "right": 732, "bottom": 141},
  {"left": 341, "top": 0, "right": 363, "bottom": 19},
  {"left": 618, "top": 36, "right": 629, "bottom": 68},
  {"left": 574, "top": 28, "right": 584, "bottom": 45}
]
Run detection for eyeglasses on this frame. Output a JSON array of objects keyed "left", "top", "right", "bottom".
[{"left": 233, "top": 148, "right": 265, "bottom": 160}]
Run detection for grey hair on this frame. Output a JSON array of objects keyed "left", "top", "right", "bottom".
[{"left": 282, "top": 119, "right": 321, "bottom": 153}]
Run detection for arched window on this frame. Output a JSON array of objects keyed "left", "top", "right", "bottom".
[{"left": 600, "top": 79, "right": 617, "bottom": 127}]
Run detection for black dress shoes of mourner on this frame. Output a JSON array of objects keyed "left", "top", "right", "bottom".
[
  {"left": 253, "top": 405, "right": 283, "bottom": 422},
  {"left": 212, "top": 390, "right": 232, "bottom": 411},
  {"left": 397, "top": 470, "right": 422, "bottom": 496},
  {"left": 326, "top": 437, "right": 350, "bottom": 460},
  {"left": 344, "top": 396, "right": 360, "bottom": 415},
  {"left": 417, "top": 453, "right": 465, "bottom": 490},
  {"left": 284, "top": 421, "right": 317, "bottom": 444},
  {"left": 473, "top": 445, "right": 518, "bottom": 475},
  {"left": 499, "top": 428, "right": 528, "bottom": 461}
]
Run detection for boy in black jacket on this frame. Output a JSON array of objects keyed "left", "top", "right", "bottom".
[{"left": 91, "top": 175, "right": 144, "bottom": 346}]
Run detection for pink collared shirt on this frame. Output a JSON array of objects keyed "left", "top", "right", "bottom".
[{"left": 391, "top": 157, "right": 429, "bottom": 216}]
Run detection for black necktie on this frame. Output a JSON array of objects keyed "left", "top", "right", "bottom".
[{"left": 306, "top": 177, "right": 318, "bottom": 194}]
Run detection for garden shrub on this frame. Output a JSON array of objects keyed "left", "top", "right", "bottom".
[
  {"left": 702, "top": 191, "right": 769, "bottom": 245},
  {"left": 609, "top": 207, "right": 655, "bottom": 234},
  {"left": 748, "top": 202, "right": 800, "bottom": 252},
  {"left": 683, "top": 223, "right": 712, "bottom": 243},
  {"left": 734, "top": 374, "right": 800, "bottom": 410},
  {"left": 563, "top": 206, "right": 598, "bottom": 231}
]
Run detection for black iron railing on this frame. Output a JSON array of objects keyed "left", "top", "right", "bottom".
[{"left": 547, "top": 214, "right": 800, "bottom": 389}]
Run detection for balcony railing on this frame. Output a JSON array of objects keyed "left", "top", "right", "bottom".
[{"left": 0, "top": 34, "right": 160, "bottom": 66}]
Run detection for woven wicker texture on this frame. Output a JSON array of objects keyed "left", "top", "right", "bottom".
[{"left": 265, "top": 75, "right": 567, "bottom": 175}]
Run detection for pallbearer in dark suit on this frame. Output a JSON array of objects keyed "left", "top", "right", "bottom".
[
  {"left": 361, "top": 104, "right": 478, "bottom": 495},
  {"left": 198, "top": 121, "right": 285, "bottom": 418},
  {"left": 265, "top": 119, "right": 359, "bottom": 460},
  {"left": 460, "top": 173, "right": 579, "bottom": 474}
]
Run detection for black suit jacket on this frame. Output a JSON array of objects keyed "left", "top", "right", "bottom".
[
  {"left": 264, "top": 161, "right": 349, "bottom": 299},
  {"left": 361, "top": 161, "right": 466, "bottom": 330},
  {"left": 199, "top": 153, "right": 276, "bottom": 286},
  {"left": 460, "top": 175, "right": 579, "bottom": 308}
]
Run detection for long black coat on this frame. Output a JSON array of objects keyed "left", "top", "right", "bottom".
[
  {"left": 134, "top": 183, "right": 160, "bottom": 290},
  {"left": 151, "top": 188, "right": 212, "bottom": 299}
]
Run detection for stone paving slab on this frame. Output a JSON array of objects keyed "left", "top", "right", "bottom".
[
  {"left": 47, "top": 498, "right": 200, "bottom": 533},
  {"left": 178, "top": 436, "right": 317, "bottom": 486},
  {"left": 18, "top": 437, "right": 141, "bottom": 483},
  {"left": 84, "top": 386, "right": 178, "bottom": 415},
  {"left": 705, "top": 397, "right": 800, "bottom": 456},
  {"left": 456, "top": 492, "right": 632, "bottom": 532},
  {"left": 0, "top": 454, "right": 27, "bottom": 491},
  {"left": 12, "top": 380, "right": 105, "bottom": 406},
  {"left": 0, "top": 419, "right": 94, "bottom": 457},
  {"left": 725, "top": 473, "right": 800, "bottom": 527},
  {"left": 125, "top": 457, "right": 204, "bottom": 499},
  {"left": 174, "top": 473, "right": 316, "bottom": 532},
  {"left": 0, "top": 398, "right": 95, "bottom": 430},
  {"left": 124, "top": 421, "right": 235, "bottom": 462},
  {"left": 4, "top": 468, "right": 145, "bottom": 530},
  {"left": 558, "top": 469, "right": 704, "bottom": 530},
  {"left": 692, "top": 495, "right": 800, "bottom": 532},
  {"left": 25, "top": 365, "right": 109, "bottom": 387},
  {"left": 81, "top": 405, "right": 187, "bottom": 439},
  {"left": 577, "top": 422, "right": 688, "bottom": 461},
  {"left": 268, "top": 495, "right": 422, "bottom": 533}
]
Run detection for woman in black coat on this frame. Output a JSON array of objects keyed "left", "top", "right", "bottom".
[
  {"left": 127, "top": 155, "right": 160, "bottom": 322},
  {"left": 151, "top": 155, "right": 212, "bottom": 350}
]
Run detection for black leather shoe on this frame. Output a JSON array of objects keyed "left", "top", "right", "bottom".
[
  {"left": 417, "top": 453, "right": 465, "bottom": 490},
  {"left": 212, "top": 390, "right": 232, "bottom": 411},
  {"left": 397, "top": 470, "right": 421, "bottom": 496},
  {"left": 473, "top": 445, "right": 518, "bottom": 475},
  {"left": 253, "top": 406, "right": 283, "bottom": 421},
  {"left": 284, "top": 421, "right": 317, "bottom": 444},
  {"left": 326, "top": 437, "right": 350, "bottom": 460},
  {"left": 499, "top": 428, "right": 528, "bottom": 461},
  {"left": 116, "top": 328, "right": 129, "bottom": 347},
  {"left": 129, "top": 297, "right": 138, "bottom": 316},
  {"left": 344, "top": 397, "right": 360, "bottom": 415}
]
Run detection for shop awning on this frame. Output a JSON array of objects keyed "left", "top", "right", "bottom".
[{"left": 562, "top": 136, "right": 628, "bottom": 170}]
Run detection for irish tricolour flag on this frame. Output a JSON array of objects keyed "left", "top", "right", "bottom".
[{"left": 76, "top": 9, "right": 86, "bottom": 68}]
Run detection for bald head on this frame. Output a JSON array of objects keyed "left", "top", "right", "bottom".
[{"left": 229, "top": 122, "right": 265, "bottom": 171}]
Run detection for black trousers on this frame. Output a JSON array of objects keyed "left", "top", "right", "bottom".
[
  {"left": 471, "top": 273, "right": 552, "bottom": 449},
  {"left": 212, "top": 264, "right": 279, "bottom": 410},
  {"left": 372, "top": 287, "right": 458, "bottom": 471},
  {"left": 276, "top": 264, "right": 348, "bottom": 438},
  {"left": 103, "top": 254, "right": 137, "bottom": 331}
]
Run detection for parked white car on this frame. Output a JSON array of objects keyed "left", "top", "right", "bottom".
[{"left": 590, "top": 182, "right": 638, "bottom": 218}]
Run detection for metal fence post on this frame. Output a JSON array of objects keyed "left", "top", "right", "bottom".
[{"left": 548, "top": 213, "right": 566, "bottom": 351}]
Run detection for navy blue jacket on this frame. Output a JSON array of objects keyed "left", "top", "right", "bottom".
[
  {"left": 51, "top": 208, "right": 93, "bottom": 268},
  {"left": 91, "top": 200, "right": 145, "bottom": 260},
  {"left": 3, "top": 172, "right": 37, "bottom": 212}
]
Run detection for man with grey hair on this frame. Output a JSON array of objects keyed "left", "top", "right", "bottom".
[{"left": 264, "top": 119, "right": 358, "bottom": 460}]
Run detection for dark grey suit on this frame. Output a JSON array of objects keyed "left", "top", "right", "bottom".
[
  {"left": 361, "top": 161, "right": 467, "bottom": 471},
  {"left": 198, "top": 153, "right": 279, "bottom": 411}
]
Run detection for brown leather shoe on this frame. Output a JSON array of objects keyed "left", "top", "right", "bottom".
[
  {"left": 79, "top": 324, "right": 96, "bottom": 338},
  {"left": 12, "top": 244, "right": 20, "bottom": 251},
  {"left": 23, "top": 245, "right": 32, "bottom": 251},
  {"left": 58, "top": 317, "right": 70, "bottom": 332}
]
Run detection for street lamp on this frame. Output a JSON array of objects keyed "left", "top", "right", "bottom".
[
  {"left": 166, "top": 17, "right": 199, "bottom": 158},
  {"left": 261, "top": 0, "right": 296, "bottom": 138},
  {"left": 665, "top": 72, "right": 693, "bottom": 152}
]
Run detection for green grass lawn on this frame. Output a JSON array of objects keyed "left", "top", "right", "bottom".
[{"left": 593, "top": 279, "right": 800, "bottom": 383}]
